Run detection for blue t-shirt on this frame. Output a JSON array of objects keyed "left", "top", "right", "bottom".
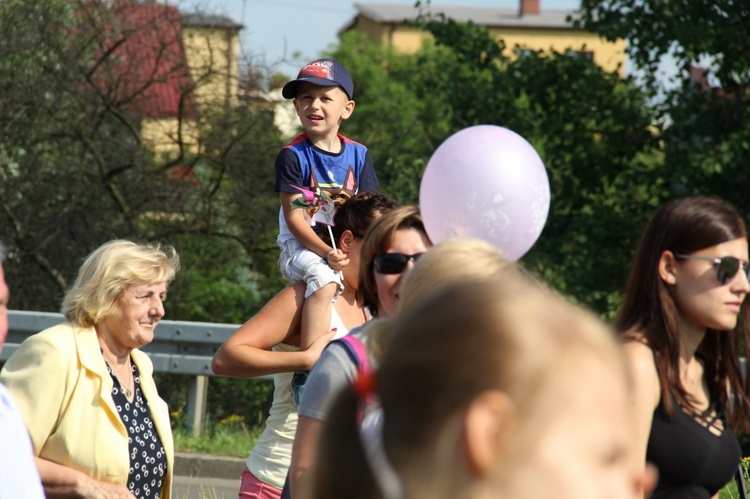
[
  {"left": 275, "top": 133, "right": 380, "bottom": 244},
  {"left": 275, "top": 132, "right": 379, "bottom": 198}
]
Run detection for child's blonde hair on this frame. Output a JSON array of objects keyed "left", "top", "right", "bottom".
[
  {"left": 312, "top": 273, "right": 627, "bottom": 499},
  {"left": 366, "top": 237, "right": 516, "bottom": 362}
]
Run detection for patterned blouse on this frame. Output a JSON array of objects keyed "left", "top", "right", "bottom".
[{"left": 106, "top": 360, "right": 167, "bottom": 499}]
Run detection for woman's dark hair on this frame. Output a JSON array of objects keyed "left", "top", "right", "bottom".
[
  {"left": 321, "top": 191, "right": 398, "bottom": 247},
  {"left": 617, "top": 195, "right": 750, "bottom": 428}
]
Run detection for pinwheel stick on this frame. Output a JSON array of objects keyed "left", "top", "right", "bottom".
[
  {"left": 327, "top": 225, "right": 337, "bottom": 253},
  {"left": 326, "top": 225, "right": 344, "bottom": 280}
]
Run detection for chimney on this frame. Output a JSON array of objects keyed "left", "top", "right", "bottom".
[{"left": 520, "top": 0, "right": 540, "bottom": 16}]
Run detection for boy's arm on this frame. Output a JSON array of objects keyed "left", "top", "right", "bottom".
[
  {"left": 281, "top": 191, "right": 333, "bottom": 259},
  {"left": 275, "top": 148, "right": 328, "bottom": 256}
]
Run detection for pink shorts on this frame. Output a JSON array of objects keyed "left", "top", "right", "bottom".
[{"left": 238, "top": 467, "right": 282, "bottom": 499}]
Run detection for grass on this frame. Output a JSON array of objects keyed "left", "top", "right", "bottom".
[
  {"left": 721, "top": 481, "right": 740, "bottom": 499},
  {"left": 720, "top": 459, "right": 750, "bottom": 499},
  {"left": 173, "top": 414, "right": 261, "bottom": 458},
  {"left": 172, "top": 416, "right": 259, "bottom": 498}
]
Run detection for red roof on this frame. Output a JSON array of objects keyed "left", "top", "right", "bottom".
[{"left": 84, "top": 1, "right": 197, "bottom": 119}]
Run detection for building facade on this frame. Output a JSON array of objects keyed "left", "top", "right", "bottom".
[{"left": 341, "top": 0, "right": 626, "bottom": 76}]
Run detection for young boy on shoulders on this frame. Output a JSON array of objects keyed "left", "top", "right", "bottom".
[{"left": 275, "top": 58, "right": 379, "bottom": 380}]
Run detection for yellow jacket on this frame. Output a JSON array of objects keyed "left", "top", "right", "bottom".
[{"left": 0, "top": 322, "right": 173, "bottom": 498}]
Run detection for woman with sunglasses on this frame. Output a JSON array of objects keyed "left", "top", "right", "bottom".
[
  {"left": 212, "top": 192, "right": 397, "bottom": 499},
  {"left": 287, "top": 205, "right": 430, "bottom": 498},
  {"left": 618, "top": 195, "right": 750, "bottom": 498}
]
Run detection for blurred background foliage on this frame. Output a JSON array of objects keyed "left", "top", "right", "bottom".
[{"left": 2, "top": 0, "right": 748, "bottom": 431}]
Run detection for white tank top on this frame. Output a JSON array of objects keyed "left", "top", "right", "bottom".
[{"left": 245, "top": 306, "right": 349, "bottom": 488}]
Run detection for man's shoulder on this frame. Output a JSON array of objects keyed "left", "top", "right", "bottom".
[{"left": 0, "top": 383, "right": 17, "bottom": 413}]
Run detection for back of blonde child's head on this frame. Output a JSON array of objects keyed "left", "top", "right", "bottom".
[
  {"left": 376, "top": 277, "right": 627, "bottom": 499},
  {"left": 366, "top": 237, "right": 516, "bottom": 362},
  {"left": 311, "top": 255, "right": 629, "bottom": 499},
  {"left": 399, "top": 237, "right": 513, "bottom": 311}
]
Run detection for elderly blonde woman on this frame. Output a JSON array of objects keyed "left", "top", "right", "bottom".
[{"left": 1, "top": 240, "right": 179, "bottom": 499}]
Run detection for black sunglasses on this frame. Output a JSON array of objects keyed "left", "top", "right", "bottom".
[
  {"left": 674, "top": 253, "right": 750, "bottom": 285},
  {"left": 373, "top": 253, "right": 424, "bottom": 275}
]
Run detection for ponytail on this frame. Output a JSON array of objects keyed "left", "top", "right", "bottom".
[{"left": 309, "top": 382, "right": 382, "bottom": 499}]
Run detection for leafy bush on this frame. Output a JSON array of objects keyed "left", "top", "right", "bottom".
[{"left": 156, "top": 373, "right": 274, "bottom": 434}]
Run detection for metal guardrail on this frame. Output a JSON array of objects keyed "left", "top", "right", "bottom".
[
  {"left": 1, "top": 310, "right": 259, "bottom": 435},
  {"left": 4, "top": 311, "right": 748, "bottom": 437}
]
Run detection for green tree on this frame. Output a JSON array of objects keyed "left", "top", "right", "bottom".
[
  {"left": 575, "top": 0, "right": 750, "bottom": 221},
  {"left": 330, "top": 32, "right": 434, "bottom": 203},
  {"left": 332, "top": 18, "right": 662, "bottom": 316},
  {"left": 0, "top": 0, "right": 290, "bottom": 432},
  {"left": 0, "top": 0, "right": 285, "bottom": 320},
  {"left": 575, "top": 0, "right": 750, "bottom": 93}
]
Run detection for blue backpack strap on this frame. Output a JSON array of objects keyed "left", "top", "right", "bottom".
[{"left": 333, "top": 334, "right": 369, "bottom": 373}]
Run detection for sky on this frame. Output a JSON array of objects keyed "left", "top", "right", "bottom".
[{"left": 177, "top": 0, "right": 581, "bottom": 76}]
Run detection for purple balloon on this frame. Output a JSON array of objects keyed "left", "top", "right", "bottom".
[{"left": 419, "top": 125, "right": 550, "bottom": 261}]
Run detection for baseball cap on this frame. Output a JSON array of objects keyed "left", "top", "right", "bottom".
[{"left": 282, "top": 58, "right": 354, "bottom": 100}]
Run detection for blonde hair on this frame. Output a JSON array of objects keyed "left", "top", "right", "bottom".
[
  {"left": 313, "top": 276, "right": 627, "bottom": 499},
  {"left": 366, "top": 237, "right": 515, "bottom": 362},
  {"left": 400, "top": 238, "right": 512, "bottom": 311},
  {"left": 386, "top": 279, "right": 625, "bottom": 498},
  {"left": 62, "top": 240, "right": 180, "bottom": 327}
]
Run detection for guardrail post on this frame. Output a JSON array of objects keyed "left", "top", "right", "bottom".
[{"left": 187, "top": 375, "right": 209, "bottom": 436}]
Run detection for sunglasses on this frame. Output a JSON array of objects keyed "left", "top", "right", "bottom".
[
  {"left": 674, "top": 253, "right": 750, "bottom": 285},
  {"left": 373, "top": 253, "right": 424, "bottom": 275}
]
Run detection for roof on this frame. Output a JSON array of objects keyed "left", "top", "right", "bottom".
[
  {"left": 88, "top": 1, "right": 198, "bottom": 119},
  {"left": 345, "top": 3, "right": 578, "bottom": 33},
  {"left": 181, "top": 12, "right": 243, "bottom": 30}
]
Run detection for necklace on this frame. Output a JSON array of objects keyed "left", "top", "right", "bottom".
[
  {"left": 112, "top": 360, "right": 134, "bottom": 399},
  {"left": 120, "top": 373, "right": 133, "bottom": 399},
  {"left": 100, "top": 347, "right": 134, "bottom": 399}
]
